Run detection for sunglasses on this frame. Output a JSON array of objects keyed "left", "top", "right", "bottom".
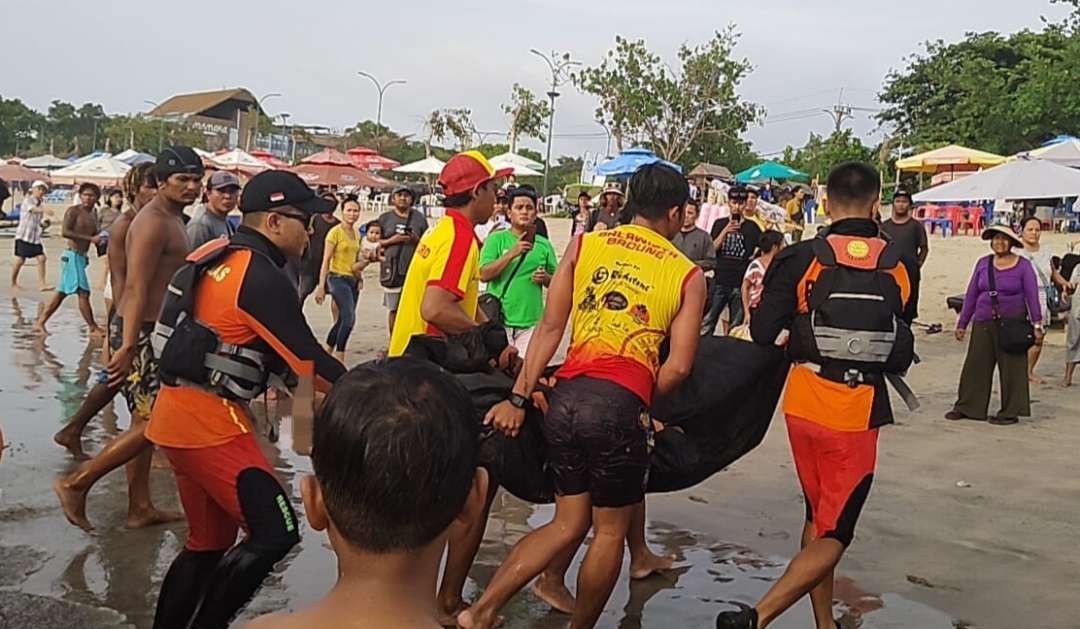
[{"left": 273, "top": 211, "right": 314, "bottom": 230}]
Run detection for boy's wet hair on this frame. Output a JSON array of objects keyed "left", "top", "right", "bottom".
[
  {"left": 313, "top": 357, "right": 479, "bottom": 553},
  {"left": 827, "top": 162, "right": 881, "bottom": 207},
  {"left": 624, "top": 163, "right": 689, "bottom": 221}
]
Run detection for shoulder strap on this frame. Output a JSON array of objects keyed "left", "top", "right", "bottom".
[
  {"left": 984, "top": 255, "right": 1001, "bottom": 320},
  {"left": 496, "top": 241, "right": 530, "bottom": 301}
]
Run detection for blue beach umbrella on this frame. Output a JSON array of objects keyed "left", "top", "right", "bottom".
[{"left": 595, "top": 147, "right": 682, "bottom": 176}]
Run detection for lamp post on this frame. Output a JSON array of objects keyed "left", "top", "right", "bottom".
[
  {"left": 144, "top": 99, "right": 164, "bottom": 152},
  {"left": 251, "top": 92, "right": 281, "bottom": 151},
  {"left": 278, "top": 112, "right": 293, "bottom": 163},
  {"left": 357, "top": 71, "right": 405, "bottom": 150},
  {"left": 530, "top": 49, "right": 579, "bottom": 198}
]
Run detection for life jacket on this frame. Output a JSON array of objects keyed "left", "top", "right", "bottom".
[
  {"left": 152, "top": 238, "right": 286, "bottom": 401},
  {"left": 787, "top": 230, "right": 918, "bottom": 408}
]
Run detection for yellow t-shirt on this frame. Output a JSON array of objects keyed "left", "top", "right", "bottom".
[
  {"left": 325, "top": 224, "right": 360, "bottom": 276},
  {"left": 556, "top": 224, "right": 699, "bottom": 404},
  {"left": 388, "top": 209, "right": 481, "bottom": 357}
]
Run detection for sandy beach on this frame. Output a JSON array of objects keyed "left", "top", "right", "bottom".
[{"left": 0, "top": 211, "right": 1077, "bottom": 628}]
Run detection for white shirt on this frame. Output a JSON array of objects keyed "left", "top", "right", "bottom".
[{"left": 15, "top": 196, "right": 45, "bottom": 244}]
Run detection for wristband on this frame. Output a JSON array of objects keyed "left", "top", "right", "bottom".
[{"left": 508, "top": 393, "right": 528, "bottom": 409}]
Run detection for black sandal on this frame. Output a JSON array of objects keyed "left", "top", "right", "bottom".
[{"left": 944, "top": 411, "right": 967, "bottom": 420}]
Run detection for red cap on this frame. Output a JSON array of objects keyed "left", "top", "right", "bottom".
[{"left": 438, "top": 151, "right": 514, "bottom": 196}]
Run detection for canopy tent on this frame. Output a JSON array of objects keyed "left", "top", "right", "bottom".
[
  {"left": 896, "top": 144, "right": 1005, "bottom": 174},
  {"left": 393, "top": 155, "right": 446, "bottom": 175},
  {"left": 22, "top": 154, "right": 71, "bottom": 170},
  {"left": 595, "top": 147, "right": 682, "bottom": 176},
  {"left": 488, "top": 151, "right": 544, "bottom": 172},
  {"left": 1022, "top": 139, "right": 1080, "bottom": 168},
  {"left": 209, "top": 148, "right": 269, "bottom": 176},
  {"left": 293, "top": 148, "right": 394, "bottom": 189},
  {"left": 1042, "top": 135, "right": 1078, "bottom": 146},
  {"left": 689, "top": 162, "right": 733, "bottom": 180},
  {"left": 735, "top": 160, "right": 808, "bottom": 184},
  {"left": 51, "top": 156, "right": 131, "bottom": 186},
  {"left": 912, "top": 157, "right": 1080, "bottom": 203},
  {"left": 0, "top": 163, "right": 50, "bottom": 184},
  {"left": 114, "top": 149, "right": 155, "bottom": 166},
  {"left": 70, "top": 151, "right": 111, "bottom": 165},
  {"left": 346, "top": 146, "right": 400, "bottom": 171},
  {"left": 491, "top": 161, "right": 543, "bottom": 177},
  {"left": 249, "top": 150, "right": 291, "bottom": 170}
]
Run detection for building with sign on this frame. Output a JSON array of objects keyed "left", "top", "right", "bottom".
[{"left": 148, "top": 88, "right": 265, "bottom": 151}]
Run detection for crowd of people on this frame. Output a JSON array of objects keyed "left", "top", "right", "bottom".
[{"left": 0, "top": 141, "right": 1075, "bottom": 629}]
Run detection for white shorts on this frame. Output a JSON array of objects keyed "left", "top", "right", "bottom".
[{"left": 507, "top": 326, "right": 535, "bottom": 358}]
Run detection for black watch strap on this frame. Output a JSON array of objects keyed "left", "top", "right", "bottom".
[{"left": 508, "top": 393, "right": 528, "bottom": 409}]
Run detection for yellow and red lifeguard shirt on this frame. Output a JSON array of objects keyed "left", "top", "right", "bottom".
[
  {"left": 388, "top": 209, "right": 481, "bottom": 357},
  {"left": 557, "top": 224, "right": 699, "bottom": 404}
]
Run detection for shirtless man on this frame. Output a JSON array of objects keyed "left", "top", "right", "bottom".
[
  {"left": 33, "top": 182, "right": 105, "bottom": 336},
  {"left": 54, "top": 164, "right": 159, "bottom": 459},
  {"left": 54, "top": 147, "right": 201, "bottom": 531}
]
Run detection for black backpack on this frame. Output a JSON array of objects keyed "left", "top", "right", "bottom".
[{"left": 788, "top": 232, "right": 915, "bottom": 385}]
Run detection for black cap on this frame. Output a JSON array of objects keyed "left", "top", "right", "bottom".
[
  {"left": 728, "top": 184, "right": 750, "bottom": 200},
  {"left": 893, "top": 189, "right": 913, "bottom": 201},
  {"left": 240, "top": 170, "right": 337, "bottom": 215},
  {"left": 155, "top": 146, "right": 205, "bottom": 179},
  {"left": 391, "top": 184, "right": 417, "bottom": 202}
]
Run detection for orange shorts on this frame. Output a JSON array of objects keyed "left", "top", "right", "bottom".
[{"left": 786, "top": 414, "right": 878, "bottom": 547}]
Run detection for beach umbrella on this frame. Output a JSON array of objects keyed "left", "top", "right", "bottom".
[
  {"left": 735, "top": 160, "right": 808, "bottom": 184},
  {"left": 293, "top": 148, "right": 394, "bottom": 189},
  {"left": 23, "top": 154, "right": 72, "bottom": 170},
  {"left": 488, "top": 151, "right": 544, "bottom": 171},
  {"left": 114, "top": 149, "right": 155, "bottom": 166},
  {"left": 912, "top": 157, "right": 1080, "bottom": 202},
  {"left": 490, "top": 161, "right": 543, "bottom": 177},
  {"left": 689, "top": 162, "right": 733, "bottom": 180},
  {"left": 0, "top": 163, "right": 51, "bottom": 183},
  {"left": 346, "top": 146, "right": 400, "bottom": 171},
  {"left": 71, "top": 151, "right": 111, "bottom": 165},
  {"left": 1021, "top": 139, "right": 1080, "bottom": 168},
  {"left": 51, "top": 156, "right": 131, "bottom": 186},
  {"left": 393, "top": 156, "right": 447, "bottom": 175},
  {"left": 210, "top": 148, "right": 269, "bottom": 176},
  {"left": 250, "top": 150, "right": 291, "bottom": 170},
  {"left": 595, "top": 147, "right": 682, "bottom": 176},
  {"left": 895, "top": 144, "right": 1005, "bottom": 174}
]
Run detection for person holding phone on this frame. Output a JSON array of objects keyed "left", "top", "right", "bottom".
[
  {"left": 703, "top": 185, "right": 762, "bottom": 336},
  {"left": 478, "top": 186, "right": 558, "bottom": 357}
]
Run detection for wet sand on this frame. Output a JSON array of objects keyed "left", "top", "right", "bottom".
[{"left": 0, "top": 216, "right": 1078, "bottom": 628}]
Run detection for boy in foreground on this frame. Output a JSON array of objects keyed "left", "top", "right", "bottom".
[{"left": 246, "top": 358, "right": 488, "bottom": 629}]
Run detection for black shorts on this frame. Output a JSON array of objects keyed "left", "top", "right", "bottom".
[
  {"left": 542, "top": 376, "right": 651, "bottom": 508},
  {"left": 14, "top": 239, "right": 44, "bottom": 259}
]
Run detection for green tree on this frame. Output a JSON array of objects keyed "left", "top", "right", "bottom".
[
  {"left": 101, "top": 114, "right": 206, "bottom": 154},
  {"left": 0, "top": 96, "right": 46, "bottom": 156},
  {"left": 502, "top": 84, "right": 552, "bottom": 153},
  {"left": 574, "top": 29, "right": 763, "bottom": 162},
  {"left": 423, "top": 108, "right": 474, "bottom": 155},
  {"left": 877, "top": 12, "right": 1080, "bottom": 155},
  {"left": 781, "top": 130, "right": 874, "bottom": 180}
]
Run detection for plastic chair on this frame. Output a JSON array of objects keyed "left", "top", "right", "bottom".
[{"left": 956, "top": 208, "right": 981, "bottom": 235}]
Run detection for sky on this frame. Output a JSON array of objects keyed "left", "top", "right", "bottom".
[{"left": 5, "top": 0, "right": 1070, "bottom": 161}]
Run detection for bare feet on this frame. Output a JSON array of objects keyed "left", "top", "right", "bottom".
[
  {"left": 53, "top": 428, "right": 89, "bottom": 460},
  {"left": 629, "top": 549, "right": 676, "bottom": 580},
  {"left": 1063, "top": 379, "right": 1073, "bottom": 388},
  {"left": 1028, "top": 374, "right": 1046, "bottom": 385},
  {"left": 31, "top": 323, "right": 47, "bottom": 335},
  {"left": 126, "top": 507, "right": 184, "bottom": 529},
  {"left": 53, "top": 478, "right": 94, "bottom": 532},
  {"left": 455, "top": 608, "right": 500, "bottom": 629},
  {"left": 532, "top": 573, "right": 575, "bottom": 614},
  {"left": 88, "top": 326, "right": 105, "bottom": 338}
]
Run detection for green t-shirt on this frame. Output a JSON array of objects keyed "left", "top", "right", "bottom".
[{"left": 479, "top": 230, "right": 558, "bottom": 329}]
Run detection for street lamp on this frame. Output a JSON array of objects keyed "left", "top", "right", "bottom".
[
  {"left": 530, "top": 49, "right": 579, "bottom": 198},
  {"left": 144, "top": 99, "right": 164, "bottom": 152},
  {"left": 277, "top": 112, "right": 295, "bottom": 163},
  {"left": 251, "top": 92, "right": 281, "bottom": 151},
  {"left": 357, "top": 71, "right": 406, "bottom": 148}
]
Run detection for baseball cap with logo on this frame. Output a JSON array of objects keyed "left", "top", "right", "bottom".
[
  {"left": 208, "top": 171, "right": 241, "bottom": 191},
  {"left": 155, "top": 146, "right": 205, "bottom": 179},
  {"left": 240, "top": 170, "right": 337, "bottom": 215},
  {"left": 438, "top": 151, "right": 514, "bottom": 197}
]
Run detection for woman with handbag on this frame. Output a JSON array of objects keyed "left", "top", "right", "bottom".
[
  {"left": 947, "top": 225, "right": 1044, "bottom": 425},
  {"left": 478, "top": 186, "right": 558, "bottom": 358}
]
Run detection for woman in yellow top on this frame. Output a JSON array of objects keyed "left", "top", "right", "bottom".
[{"left": 315, "top": 198, "right": 369, "bottom": 362}]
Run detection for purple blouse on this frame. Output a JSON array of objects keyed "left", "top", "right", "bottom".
[{"left": 957, "top": 255, "right": 1042, "bottom": 328}]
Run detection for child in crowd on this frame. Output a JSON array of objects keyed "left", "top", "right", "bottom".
[
  {"left": 246, "top": 358, "right": 487, "bottom": 629},
  {"left": 742, "top": 230, "right": 786, "bottom": 320},
  {"left": 352, "top": 221, "right": 384, "bottom": 287}
]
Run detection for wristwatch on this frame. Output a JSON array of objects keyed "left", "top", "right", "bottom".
[{"left": 507, "top": 393, "right": 529, "bottom": 409}]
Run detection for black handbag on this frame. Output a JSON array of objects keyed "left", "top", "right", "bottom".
[
  {"left": 478, "top": 254, "right": 529, "bottom": 326},
  {"left": 985, "top": 256, "right": 1036, "bottom": 354}
]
